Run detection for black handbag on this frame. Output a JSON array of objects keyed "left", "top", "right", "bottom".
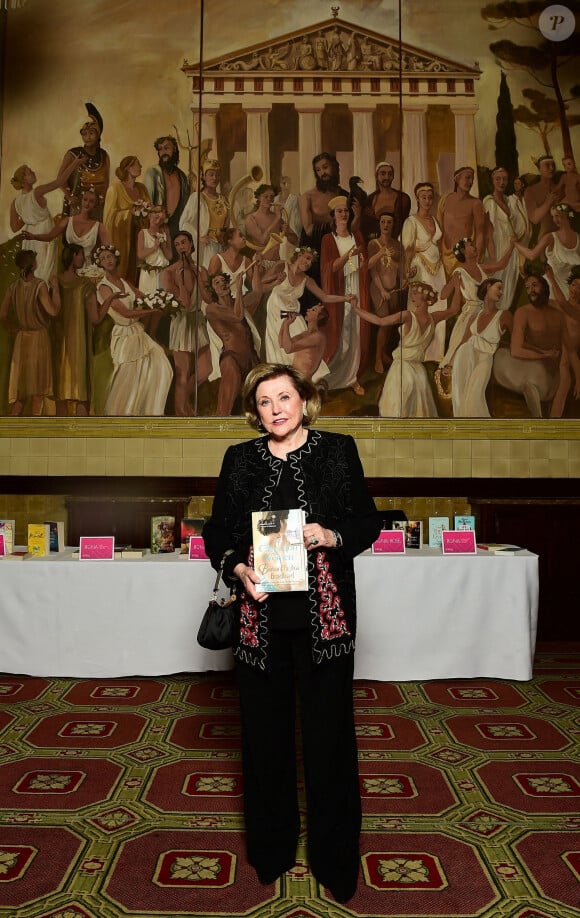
[{"left": 197, "top": 551, "right": 237, "bottom": 650}]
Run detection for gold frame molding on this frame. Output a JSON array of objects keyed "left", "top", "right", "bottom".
[{"left": 1, "top": 417, "right": 579, "bottom": 441}]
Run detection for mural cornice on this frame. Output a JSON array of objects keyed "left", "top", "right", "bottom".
[
  {"left": 1, "top": 418, "right": 578, "bottom": 441},
  {"left": 182, "top": 16, "right": 481, "bottom": 78}
]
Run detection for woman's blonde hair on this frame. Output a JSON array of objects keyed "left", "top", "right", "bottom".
[
  {"left": 10, "top": 165, "right": 29, "bottom": 190},
  {"left": 242, "top": 362, "right": 321, "bottom": 430}
]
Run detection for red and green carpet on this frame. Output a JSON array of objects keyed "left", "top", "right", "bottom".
[{"left": 0, "top": 645, "right": 579, "bottom": 917}]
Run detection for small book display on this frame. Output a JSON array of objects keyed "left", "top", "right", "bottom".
[
  {"left": 27, "top": 523, "right": 51, "bottom": 557},
  {"left": 454, "top": 515, "right": 476, "bottom": 531},
  {"left": 478, "top": 543, "right": 523, "bottom": 555},
  {"left": 252, "top": 509, "right": 308, "bottom": 592},
  {"left": 45, "top": 520, "right": 65, "bottom": 552},
  {"left": 151, "top": 516, "right": 175, "bottom": 554},
  {"left": 180, "top": 518, "right": 206, "bottom": 554},
  {"left": 0, "top": 519, "right": 15, "bottom": 555},
  {"left": 428, "top": 517, "right": 449, "bottom": 548},
  {"left": 392, "top": 519, "right": 423, "bottom": 549}
]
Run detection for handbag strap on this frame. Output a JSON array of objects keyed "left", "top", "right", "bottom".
[{"left": 211, "top": 549, "right": 234, "bottom": 600}]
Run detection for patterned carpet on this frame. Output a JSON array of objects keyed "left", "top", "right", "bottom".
[{"left": 0, "top": 646, "right": 579, "bottom": 918}]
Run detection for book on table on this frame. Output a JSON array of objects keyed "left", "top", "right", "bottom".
[
  {"left": 454, "top": 514, "right": 476, "bottom": 531},
  {"left": 180, "top": 517, "right": 206, "bottom": 554},
  {"left": 27, "top": 523, "right": 51, "bottom": 557},
  {"left": 392, "top": 519, "right": 423, "bottom": 549},
  {"left": 44, "top": 520, "right": 65, "bottom": 552},
  {"left": 252, "top": 508, "right": 308, "bottom": 592},
  {"left": 428, "top": 516, "right": 449, "bottom": 548},
  {"left": 151, "top": 515, "right": 176, "bottom": 553},
  {"left": 478, "top": 543, "right": 524, "bottom": 555},
  {"left": 0, "top": 519, "right": 15, "bottom": 555}
]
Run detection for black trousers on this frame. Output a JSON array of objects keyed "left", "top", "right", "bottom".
[{"left": 235, "top": 629, "right": 361, "bottom": 895}]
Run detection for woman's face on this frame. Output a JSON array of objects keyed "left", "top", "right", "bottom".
[
  {"left": 492, "top": 169, "right": 508, "bottom": 192},
  {"left": 488, "top": 281, "right": 503, "bottom": 303},
  {"left": 409, "top": 287, "right": 426, "bottom": 308},
  {"left": 258, "top": 188, "right": 275, "bottom": 209},
  {"left": 334, "top": 205, "right": 349, "bottom": 225},
  {"left": 81, "top": 191, "right": 98, "bottom": 213},
  {"left": 569, "top": 277, "right": 580, "bottom": 305},
  {"left": 380, "top": 214, "right": 394, "bottom": 235},
  {"left": 72, "top": 249, "right": 86, "bottom": 269},
  {"left": 150, "top": 209, "right": 166, "bottom": 227},
  {"left": 128, "top": 159, "right": 142, "bottom": 178},
  {"left": 204, "top": 169, "right": 220, "bottom": 189},
  {"left": 296, "top": 252, "right": 313, "bottom": 271},
  {"left": 464, "top": 238, "right": 477, "bottom": 259},
  {"left": 416, "top": 188, "right": 433, "bottom": 210},
  {"left": 551, "top": 207, "right": 568, "bottom": 227},
  {"left": 99, "top": 250, "right": 118, "bottom": 272},
  {"left": 255, "top": 374, "right": 306, "bottom": 442}
]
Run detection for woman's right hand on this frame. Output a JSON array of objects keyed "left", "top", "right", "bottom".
[{"left": 233, "top": 562, "right": 268, "bottom": 602}]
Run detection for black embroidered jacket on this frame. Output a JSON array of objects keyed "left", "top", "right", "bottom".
[{"left": 203, "top": 429, "right": 381, "bottom": 670}]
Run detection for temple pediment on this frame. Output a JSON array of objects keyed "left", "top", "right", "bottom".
[{"left": 184, "top": 17, "right": 480, "bottom": 78}]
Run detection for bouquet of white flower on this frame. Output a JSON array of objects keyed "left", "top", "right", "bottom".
[
  {"left": 133, "top": 200, "right": 154, "bottom": 219},
  {"left": 134, "top": 290, "right": 181, "bottom": 314}
]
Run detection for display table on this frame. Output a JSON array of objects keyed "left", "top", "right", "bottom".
[{"left": 0, "top": 548, "right": 538, "bottom": 681}]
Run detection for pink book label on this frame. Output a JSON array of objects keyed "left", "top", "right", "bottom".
[
  {"left": 372, "top": 530, "right": 406, "bottom": 554},
  {"left": 188, "top": 536, "right": 208, "bottom": 560},
  {"left": 442, "top": 530, "right": 477, "bottom": 554},
  {"left": 79, "top": 536, "right": 115, "bottom": 560},
  {"left": 0, "top": 534, "right": 5, "bottom": 556}
]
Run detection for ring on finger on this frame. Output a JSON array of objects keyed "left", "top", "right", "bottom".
[{"left": 310, "top": 537, "right": 319, "bottom": 545}]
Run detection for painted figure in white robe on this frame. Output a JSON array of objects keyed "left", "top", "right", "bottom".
[
  {"left": 95, "top": 245, "right": 172, "bottom": 416},
  {"left": 21, "top": 188, "right": 111, "bottom": 269},
  {"left": 402, "top": 182, "right": 446, "bottom": 362},
  {"left": 353, "top": 280, "right": 461, "bottom": 418},
  {"left": 10, "top": 155, "right": 84, "bottom": 281},
  {"left": 452, "top": 278, "right": 513, "bottom": 417},
  {"left": 483, "top": 167, "right": 528, "bottom": 312},
  {"left": 513, "top": 203, "right": 580, "bottom": 298}
]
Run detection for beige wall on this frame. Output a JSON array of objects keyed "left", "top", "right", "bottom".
[{"left": 1, "top": 418, "right": 579, "bottom": 479}]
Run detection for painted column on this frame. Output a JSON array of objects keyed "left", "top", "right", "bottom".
[
  {"left": 401, "top": 102, "right": 429, "bottom": 198},
  {"left": 296, "top": 106, "right": 323, "bottom": 194},
  {"left": 198, "top": 107, "right": 219, "bottom": 163},
  {"left": 450, "top": 104, "right": 479, "bottom": 195},
  {"left": 243, "top": 107, "right": 271, "bottom": 180},
  {"left": 351, "top": 107, "right": 376, "bottom": 191}
]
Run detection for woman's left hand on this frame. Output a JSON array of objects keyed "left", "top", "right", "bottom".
[{"left": 303, "top": 525, "right": 337, "bottom": 550}]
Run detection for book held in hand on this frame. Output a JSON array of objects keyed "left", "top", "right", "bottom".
[
  {"left": 392, "top": 519, "right": 423, "bottom": 549},
  {"left": 428, "top": 516, "right": 449, "bottom": 548},
  {"left": 151, "top": 515, "right": 175, "bottom": 554},
  {"left": 27, "top": 523, "right": 51, "bottom": 557},
  {"left": 252, "top": 509, "right": 308, "bottom": 592}
]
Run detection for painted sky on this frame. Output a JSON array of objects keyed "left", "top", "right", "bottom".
[{"left": 0, "top": 0, "right": 578, "bottom": 237}]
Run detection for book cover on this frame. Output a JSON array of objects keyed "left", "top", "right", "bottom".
[
  {"left": 454, "top": 515, "right": 476, "bottom": 531},
  {"left": 44, "top": 520, "right": 65, "bottom": 552},
  {"left": 428, "top": 516, "right": 449, "bottom": 548},
  {"left": 393, "top": 519, "right": 423, "bottom": 549},
  {"left": 180, "top": 517, "right": 206, "bottom": 554},
  {"left": 27, "top": 523, "right": 51, "bottom": 557},
  {"left": 478, "top": 543, "right": 523, "bottom": 555},
  {"left": 252, "top": 508, "right": 308, "bottom": 592},
  {"left": 0, "top": 519, "right": 15, "bottom": 554},
  {"left": 2, "top": 550, "right": 29, "bottom": 560},
  {"left": 151, "top": 516, "right": 175, "bottom": 554}
]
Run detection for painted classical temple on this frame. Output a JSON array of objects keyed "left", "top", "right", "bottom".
[{"left": 181, "top": 13, "right": 481, "bottom": 197}]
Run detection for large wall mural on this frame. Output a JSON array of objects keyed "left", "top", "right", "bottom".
[{"left": 0, "top": 0, "right": 578, "bottom": 420}]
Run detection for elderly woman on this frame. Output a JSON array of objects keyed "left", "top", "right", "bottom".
[
  {"left": 103, "top": 156, "right": 151, "bottom": 282},
  {"left": 320, "top": 195, "right": 370, "bottom": 395},
  {"left": 95, "top": 244, "right": 172, "bottom": 415},
  {"left": 202, "top": 362, "right": 381, "bottom": 903}
]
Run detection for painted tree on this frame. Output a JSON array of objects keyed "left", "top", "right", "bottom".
[
  {"left": 495, "top": 71, "right": 519, "bottom": 180},
  {"left": 481, "top": 1, "right": 580, "bottom": 158}
]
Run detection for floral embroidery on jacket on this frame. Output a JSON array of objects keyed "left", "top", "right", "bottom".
[{"left": 315, "top": 552, "right": 351, "bottom": 640}]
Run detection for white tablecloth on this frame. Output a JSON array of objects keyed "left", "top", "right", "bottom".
[{"left": 0, "top": 549, "right": 538, "bottom": 681}]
